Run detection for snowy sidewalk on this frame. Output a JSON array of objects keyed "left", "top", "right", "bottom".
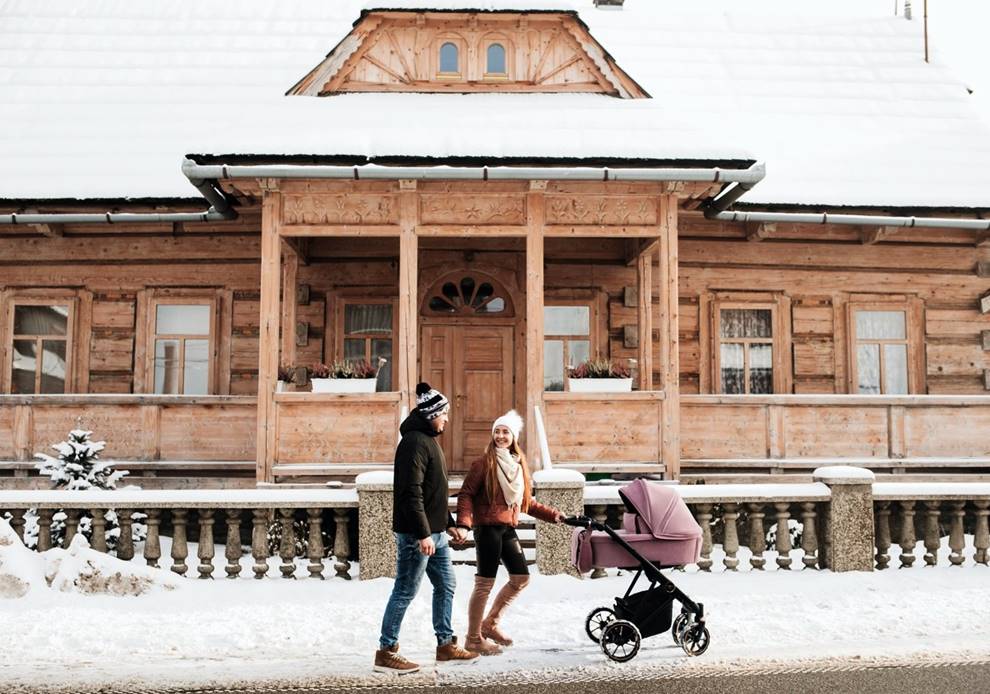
[{"left": 3, "top": 548, "right": 990, "bottom": 693}]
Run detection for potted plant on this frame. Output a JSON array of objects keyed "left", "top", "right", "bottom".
[
  {"left": 567, "top": 357, "right": 632, "bottom": 393},
  {"left": 276, "top": 364, "right": 293, "bottom": 392},
  {"left": 310, "top": 359, "right": 379, "bottom": 393}
]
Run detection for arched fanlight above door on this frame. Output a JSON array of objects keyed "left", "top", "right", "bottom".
[{"left": 423, "top": 273, "right": 514, "bottom": 316}]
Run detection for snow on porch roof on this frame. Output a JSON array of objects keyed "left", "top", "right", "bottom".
[{"left": 1, "top": 0, "right": 989, "bottom": 208}]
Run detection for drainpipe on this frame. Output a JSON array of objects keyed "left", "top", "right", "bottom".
[{"left": 180, "top": 158, "right": 768, "bottom": 186}]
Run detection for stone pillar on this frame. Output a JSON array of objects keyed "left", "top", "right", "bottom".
[
  {"left": 532, "top": 469, "right": 584, "bottom": 577},
  {"left": 356, "top": 471, "right": 396, "bottom": 581},
  {"left": 812, "top": 466, "right": 876, "bottom": 573}
]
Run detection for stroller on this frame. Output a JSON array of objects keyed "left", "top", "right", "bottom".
[{"left": 565, "top": 478, "right": 709, "bottom": 662}]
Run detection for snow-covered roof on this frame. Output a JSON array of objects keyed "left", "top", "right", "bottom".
[{"left": 1, "top": 0, "right": 989, "bottom": 208}]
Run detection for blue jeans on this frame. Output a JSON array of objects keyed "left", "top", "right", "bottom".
[{"left": 379, "top": 531, "right": 456, "bottom": 649}]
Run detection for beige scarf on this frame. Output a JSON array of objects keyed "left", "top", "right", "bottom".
[{"left": 495, "top": 447, "right": 524, "bottom": 511}]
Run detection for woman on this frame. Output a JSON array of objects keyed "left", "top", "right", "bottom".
[{"left": 456, "top": 410, "right": 563, "bottom": 655}]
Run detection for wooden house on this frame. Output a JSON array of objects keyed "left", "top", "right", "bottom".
[{"left": 2, "top": 1, "right": 990, "bottom": 488}]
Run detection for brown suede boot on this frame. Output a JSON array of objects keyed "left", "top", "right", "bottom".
[
  {"left": 436, "top": 636, "right": 479, "bottom": 664},
  {"left": 464, "top": 576, "right": 502, "bottom": 655},
  {"left": 373, "top": 644, "right": 420, "bottom": 674},
  {"left": 481, "top": 574, "right": 530, "bottom": 647}
]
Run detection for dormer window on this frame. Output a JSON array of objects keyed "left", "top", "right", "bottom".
[
  {"left": 439, "top": 42, "right": 459, "bottom": 75},
  {"left": 486, "top": 43, "right": 507, "bottom": 77}
]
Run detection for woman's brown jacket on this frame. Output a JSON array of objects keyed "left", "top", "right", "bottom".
[{"left": 456, "top": 455, "right": 559, "bottom": 528}]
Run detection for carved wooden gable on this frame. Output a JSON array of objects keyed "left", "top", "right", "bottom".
[{"left": 288, "top": 10, "right": 648, "bottom": 98}]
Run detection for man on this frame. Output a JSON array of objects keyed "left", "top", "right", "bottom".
[{"left": 374, "top": 382, "right": 478, "bottom": 674}]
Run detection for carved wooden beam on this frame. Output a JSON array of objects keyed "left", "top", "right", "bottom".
[
  {"left": 746, "top": 222, "right": 775, "bottom": 242},
  {"left": 860, "top": 225, "right": 896, "bottom": 245}
]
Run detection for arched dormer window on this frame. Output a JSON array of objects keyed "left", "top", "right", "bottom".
[
  {"left": 439, "top": 42, "right": 459, "bottom": 75},
  {"left": 486, "top": 43, "right": 506, "bottom": 76}
]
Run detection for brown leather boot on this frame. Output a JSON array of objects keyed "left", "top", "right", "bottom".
[
  {"left": 481, "top": 574, "right": 530, "bottom": 647},
  {"left": 464, "top": 576, "right": 502, "bottom": 655},
  {"left": 436, "top": 636, "right": 479, "bottom": 664},
  {"left": 373, "top": 644, "right": 420, "bottom": 674}
]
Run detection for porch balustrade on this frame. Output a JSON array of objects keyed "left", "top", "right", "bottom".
[{"left": 0, "top": 489, "right": 357, "bottom": 580}]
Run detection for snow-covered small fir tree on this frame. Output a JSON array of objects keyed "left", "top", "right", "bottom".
[{"left": 31, "top": 429, "right": 143, "bottom": 551}]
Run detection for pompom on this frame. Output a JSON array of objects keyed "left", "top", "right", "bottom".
[{"left": 416, "top": 382, "right": 432, "bottom": 396}]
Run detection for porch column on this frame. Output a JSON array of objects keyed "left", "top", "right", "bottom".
[
  {"left": 525, "top": 181, "right": 546, "bottom": 466},
  {"left": 637, "top": 249, "right": 653, "bottom": 390},
  {"left": 398, "top": 180, "right": 419, "bottom": 410},
  {"left": 280, "top": 241, "right": 298, "bottom": 369},
  {"left": 658, "top": 194, "right": 680, "bottom": 478},
  {"left": 257, "top": 181, "right": 282, "bottom": 484}
]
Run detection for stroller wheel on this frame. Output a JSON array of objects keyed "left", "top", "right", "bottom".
[
  {"left": 680, "top": 623, "right": 711, "bottom": 657},
  {"left": 599, "top": 619, "right": 642, "bottom": 663},
  {"left": 671, "top": 612, "right": 690, "bottom": 645},
  {"left": 584, "top": 606, "right": 616, "bottom": 643}
]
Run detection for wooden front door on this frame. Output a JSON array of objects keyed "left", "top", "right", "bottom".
[{"left": 420, "top": 324, "right": 514, "bottom": 473}]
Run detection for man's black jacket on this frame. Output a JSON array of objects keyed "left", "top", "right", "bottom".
[{"left": 392, "top": 410, "right": 455, "bottom": 539}]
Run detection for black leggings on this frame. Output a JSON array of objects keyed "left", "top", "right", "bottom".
[{"left": 474, "top": 524, "right": 529, "bottom": 579}]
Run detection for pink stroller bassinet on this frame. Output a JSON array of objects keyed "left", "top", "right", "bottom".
[
  {"left": 571, "top": 478, "right": 702, "bottom": 572},
  {"left": 564, "top": 479, "right": 709, "bottom": 661}
]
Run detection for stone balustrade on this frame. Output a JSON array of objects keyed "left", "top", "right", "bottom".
[{"left": 0, "top": 489, "right": 357, "bottom": 580}]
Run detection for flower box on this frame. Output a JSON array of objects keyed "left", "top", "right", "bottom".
[
  {"left": 276, "top": 380, "right": 287, "bottom": 393},
  {"left": 311, "top": 377, "right": 378, "bottom": 393},
  {"left": 567, "top": 377, "right": 633, "bottom": 393}
]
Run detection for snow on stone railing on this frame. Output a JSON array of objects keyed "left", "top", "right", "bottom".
[
  {"left": 583, "top": 481, "right": 831, "bottom": 575},
  {"left": 0, "top": 489, "right": 358, "bottom": 580},
  {"left": 872, "top": 483, "right": 990, "bottom": 569}
]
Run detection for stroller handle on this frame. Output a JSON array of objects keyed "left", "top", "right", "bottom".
[{"left": 562, "top": 515, "right": 593, "bottom": 528}]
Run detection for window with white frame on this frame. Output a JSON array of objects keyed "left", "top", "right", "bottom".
[
  {"left": 544, "top": 304, "right": 591, "bottom": 391},
  {"left": 851, "top": 309, "right": 910, "bottom": 394}
]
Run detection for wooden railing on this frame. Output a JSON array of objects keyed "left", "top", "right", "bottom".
[
  {"left": 0, "top": 489, "right": 357, "bottom": 579},
  {"left": 0, "top": 395, "right": 256, "bottom": 462}
]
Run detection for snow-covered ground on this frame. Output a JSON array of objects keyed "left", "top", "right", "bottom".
[{"left": 2, "top": 533, "right": 989, "bottom": 692}]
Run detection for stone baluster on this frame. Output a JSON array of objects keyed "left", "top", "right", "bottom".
[
  {"left": 36, "top": 509, "right": 54, "bottom": 552},
  {"left": 333, "top": 508, "right": 352, "bottom": 580},
  {"left": 278, "top": 508, "right": 297, "bottom": 579},
  {"left": 748, "top": 503, "right": 766, "bottom": 570},
  {"left": 64, "top": 509, "right": 80, "bottom": 547},
  {"left": 722, "top": 503, "right": 740, "bottom": 571},
  {"left": 251, "top": 509, "right": 270, "bottom": 579},
  {"left": 171, "top": 509, "right": 189, "bottom": 576},
  {"left": 948, "top": 501, "right": 966, "bottom": 567},
  {"left": 695, "top": 504, "right": 713, "bottom": 572},
  {"left": 117, "top": 511, "right": 134, "bottom": 561},
  {"left": 144, "top": 509, "right": 161, "bottom": 568},
  {"left": 874, "top": 501, "right": 891, "bottom": 570},
  {"left": 923, "top": 501, "right": 941, "bottom": 567},
  {"left": 306, "top": 508, "right": 325, "bottom": 579},
  {"left": 897, "top": 500, "right": 916, "bottom": 568},
  {"left": 587, "top": 504, "right": 609, "bottom": 578},
  {"left": 90, "top": 508, "right": 108, "bottom": 552},
  {"left": 8, "top": 509, "right": 26, "bottom": 543},
  {"left": 225, "top": 509, "right": 243, "bottom": 578},
  {"left": 974, "top": 501, "right": 989, "bottom": 566},
  {"left": 197, "top": 510, "right": 216, "bottom": 579},
  {"left": 800, "top": 502, "right": 819, "bottom": 569},
  {"left": 774, "top": 502, "right": 792, "bottom": 570}
]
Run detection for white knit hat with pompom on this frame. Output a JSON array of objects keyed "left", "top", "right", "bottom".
[{"left": 491, "top": 409, "right": 523, "bottom": 441}]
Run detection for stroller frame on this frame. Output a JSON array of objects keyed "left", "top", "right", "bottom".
[{"left": 567, "top": 515, "right": 710, "bottom": 661}]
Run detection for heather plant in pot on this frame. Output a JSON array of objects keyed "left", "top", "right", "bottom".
[{"left": 566, "top": 357, "right": 633, "bottom": 392}]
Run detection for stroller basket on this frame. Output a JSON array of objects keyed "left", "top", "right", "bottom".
[{"left": 565, "top": 478, "right": 710, "bottom": 661}]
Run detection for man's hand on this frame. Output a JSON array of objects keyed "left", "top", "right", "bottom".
[
  {"left": 447, "top": 527, "right": 467, "bottom": 545},
  {"left": 419, "top": 536, "right": 436, "bottom": 556}
]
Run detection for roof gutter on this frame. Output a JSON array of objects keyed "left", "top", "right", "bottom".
[
  {"left": 0, "top": 173, "right": 237, "bottom": 226},
  {"left": 707, "top": 208, "right": 990, "bottom": 232},
  {"left": 180, "top": 158, "right": 767, "bottom": 186}
]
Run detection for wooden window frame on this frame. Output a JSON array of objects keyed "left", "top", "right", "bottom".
[
  {"left": 481, "top": 35, "right": 513, "bottom": 80},
  {"left": 703, "top": 292, "right": 793, "bottom": 394},
  {"left": 135, "top": 290, "right": 224, "bottom": 395},
  {"left": 332, "top": 296, "right": 399, "bottom": 391},
  {"left": 543, "top": 291, "right": 605, "bottom": 391},
  {"left": 434, "top": 35, "right": 467, "bottom": 80},
  {"left": 0, "top": 289, "right": 84, "bottom": 395},
  {"left": 846, "top": 298, "right": 924, "bottom": 394}
]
